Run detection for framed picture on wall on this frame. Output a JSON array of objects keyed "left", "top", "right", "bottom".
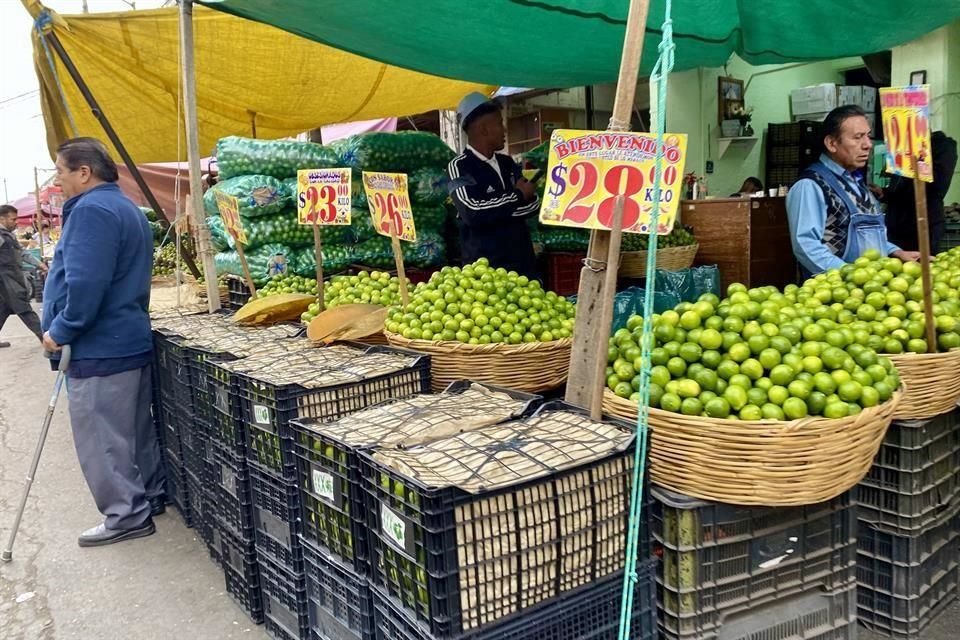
[
  {"left": 718, "top": 77, "right": 745, "bottom": 125},
  {"left": 910, "top": 70, "right": 927, "bottom": 85}
]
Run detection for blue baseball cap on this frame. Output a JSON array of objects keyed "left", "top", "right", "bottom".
[{"left": 457, "top": 92, "right": 501, "bottom": 130}]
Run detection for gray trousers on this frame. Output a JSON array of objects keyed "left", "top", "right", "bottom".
[{"left": 67, "top": 364, "right": 165, "bottom": 530}]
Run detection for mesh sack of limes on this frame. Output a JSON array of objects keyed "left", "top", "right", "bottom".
[{"left": 601, "top": 249, "right": 960, "bottom": 421}]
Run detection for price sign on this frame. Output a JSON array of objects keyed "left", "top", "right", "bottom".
[
  {"left": 362, "top": 171, "right": 417, "bottom": 242},
  {"left": 297, "top": 168, "right": 352, "bottom": 225},
  {"left": 214, "top": 191, "right": 248, "bottom": 245},
  {"left": 880, "top": 86, "right": 933, "bottom": 182},
  {"left": 539, "top": 130, "right": 687, "bottom": 235}
]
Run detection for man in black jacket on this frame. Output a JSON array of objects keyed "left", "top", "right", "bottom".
[
  {"left": 448, "top": 92, "right": 540, "bottom": 278},
  {"left": 0, "top": 204, "right": 46, "bottom": 347},
  {"left": 883, "top": 131, "right": 958, "bottom": 254}
]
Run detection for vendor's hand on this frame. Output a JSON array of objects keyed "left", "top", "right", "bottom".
[
  {"left": 868, "top": 184, "right": 885, "bottom": 199},
  {"left": 39, "top": 262, "right": 48, "bottom": 273},
  {"left": 515, "top": 179, "right": 536, "bottom": 202},
  {"left": 42, "top": 332, "right": 62, "bottom": 353},
  {"left": 892, "top": 249, "right": 922, "bottom": 263}
]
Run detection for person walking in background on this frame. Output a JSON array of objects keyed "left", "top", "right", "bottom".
[
  {"left": 0, "top": 204, "right": 46, "bottom": 347},
  {"left": 41, "top": 137, "right": 164, "bottom": 547}
]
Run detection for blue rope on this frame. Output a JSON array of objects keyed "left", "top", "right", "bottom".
[
  {"left": 35, "top": 10, "right": 79, "bottom": 138},
  {"left": 618, "top": 1, "right": 674, "bottom": 638}
]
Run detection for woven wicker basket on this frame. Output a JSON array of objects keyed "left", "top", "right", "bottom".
[
  {"left": 602, "top": 388, "right": 900, "bottom": 506},
  {"left": 618, "top": 243, "right": 699, "bottom": 278},
  {"left": 886, "top": 349, "right": 960, "bottom": 420},
  {"left": 384, "top": 331, "right": 572, "bottom": 392}
]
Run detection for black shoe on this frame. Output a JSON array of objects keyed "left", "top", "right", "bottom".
[
  {"left": 0, "top": 342, "right": 9, "bottom": 348},
  {"left": 149, "top": 496, "right": 166, "bottom": 517},
  {"left": 78, "top": 519, "right": 156, "bottom": 548}
]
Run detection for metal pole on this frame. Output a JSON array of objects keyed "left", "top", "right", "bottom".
[
  {"left": 179, "top": 0, "right": 221, "bottom": 311},
  {"left": 42, "top": 31, "right": 203, "bottom": 281},
  {"left": 33, "top": 168, "right": 44, "bottom": 259},
  {"left": 3, "top": 177, "right": 8, "bottom": 202}
]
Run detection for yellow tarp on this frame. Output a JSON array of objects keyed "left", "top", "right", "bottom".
[{"left": 25, "top": 2, "right": 491, "bottom": 163}]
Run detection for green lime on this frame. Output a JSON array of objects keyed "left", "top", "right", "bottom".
[
  {"left": 717, "top": 360, "right": 740, "bottom": 380},
  {"left": 649, "top": 383, "right": 664, "bottom": 407},
  {"left": 801, "top": 356, "right": 824, "bottom": 374},
  {"left": 660, "top": 392, "right": 682, "bottom": 412},
  {"left": 852, "top": 370, "right": 875, "bottom": 388},
  {"left": 699, "top": 329, "right": 723, "bottom": 350},
  {"left": 701, "top": 350, "right": 722, "bottom": 370},
  {"left": 679, "top": 343, "right": 703, "bottom": 364},
  {"left": 728, "top": 343, "right": 752, "bottom": 363},
  {"left": 747, "top": 387, "right": 768, "bottom": 407},
  {"left": 747, "top": 335, "right": 770, "bottom": 355},
  {"left": 680, "top": 398, "right": 703, "bottom": 416},
  {"left": 758, "top": 348, "right": 782, "bottom": 370},
  {"left": 723, "top": 386, "right": 749, "bottom": 411},
  {"left": 651, "top": 365, "right": 671, "bottom": 388},
  {"left": 667, "top": 357, "right": 687, "bottom": 377},
  {"left": 677, "top": 379, "right": 702, "bottom": 399},
  {"left": 769, "top": 364, "right": 795, "bottom": 386},
  {"left": 788, "top": 379, "right": 812, "bottom": 400},
  {"left": 783, "top": 397, "right": 809, "bottom": 420},
  {"left": 699, "top": 391, "right": 718, "bottom": 405},
  {"left": 740, "top": 358, "right": 764, "bottom": 381},
  {"left": 761, "top": 403, "right": 786, "bottom": 420},
  {"left": 650, "top": 347, "right": 669, "bottom": 366},
  {"left": 838, "top": 381, "right": 863, "bottom": 402},
  {"left": 755, "top": 377, "right": 773, "bottom": 391},
  {"left": 704, "top": 397, "right": 731, "bottom": 419},
  {"left": 907, "top": 339, "right": 928, "bottom": 354},
  {"left": 873, "top": 380, "right": 893, "bottom": 402},
  {"left": 813, "top": 372, "right": 837, "bottom": 395},
  {"left": 860, "top": 386, "right": 880, "bottom": 407},
  {"left": 768, "top": 385, "right": 789, "bottom": 406},
  {"left": 729, "top": 374, "right": 753, "bottom": 390},
  {"left": 807, "top": 391, "right": 827, "bottom": 415},
  {"left": 823, "top": 402, "right": 850, "bottom": 419},
  {"left": 800, "top": 341, "right": 823, "bottom": 357},
  {"left": 739, "top": 404, "right": 763, "bottom": 421},
  {"left": 679, "top": 310, "right": 702, "bottom": 330},
  {"left": 783, "top": 352, "right": 804, "bottom": 373},
  {"left": 614, "top": 382, "right": 633, "bottom": 398},
  {"left": 694, "top": 369, "right": 719, "bottom": 393}
]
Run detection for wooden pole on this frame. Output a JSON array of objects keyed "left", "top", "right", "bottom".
[
  {"left": 313, "top": 223, "right": 325, "bottom": 311},
  {"left": 912, "top": 156, "right": 937, "bottom": 351},
  {"left": 179, "top": 0, "right": 221, "bottom": 312},
  {"left": 33, "top": 168, "right": 44, "bottom": 259},
  {"left": 565, "top": 0, "right": 651, "bottom": 410},
  {"left": 235, "top": 244, "right": 257, "bottom": 299},
  {"left": 590, "top": 196, "right": 626, "bottom": 420},
  {"left": 390, "top": 218, "right": 410, "bottom": 306}
]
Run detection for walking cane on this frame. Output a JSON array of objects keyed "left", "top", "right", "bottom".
[{"left": 2, "top": 345, "right": 71, "bottom": 563}]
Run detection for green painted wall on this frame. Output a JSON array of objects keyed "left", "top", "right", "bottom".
[{"left": 667, "top": 56, "right": 861, "bottom": 198}]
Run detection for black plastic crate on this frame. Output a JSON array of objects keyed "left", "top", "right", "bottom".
[
  {"left": 221, "top": 527, "right": 264, "bottom": 624},
  {"left": 857, "top": 563, "right": 959, "bottom": 639},
  {"left": 211, "top": 438, "right": 256, "bottom": 542},
  {"left": 653, "top": 486, "right": 857, "bottom": 638},
  {"left": 226, "top": 274, "right": 252, "bottom": 310},
  {"left": 259, "top": 554, "right": 310, "bottom": 640},
  {"left": 186, "top": 472, "right": 219, "bottom": 562},
  {"left": 165, "top": 450, "right": 193, "bottom": 527},
  {"left": 857, "top": 465, "right": 960, "bottom": 535},
  {"left": 250, "top": 461, "right": 303, "bottom": 572},
  {"left": 660, "top": 584, "right": 857, "bottom": 640},
  {"left": 858, "top": 508, "right": 960, "bottom": 566},
  {"left": 857, "top": 512, "right": 960, "bottom": 598},
  {"left": 209, "top": 361, "right": 247, "bottom": 457},
  {"left": 360, "top": 401, "right": 645, "bottom": 637},
  {"left": 873, "top": 414, "right": 960, "bottom": 470},
  {"left": 291, "top": 381, "right": 540, "bottom": 573},
  {"left": 180, "top": 420, "right": 211, "bottom": 484},
  {"left": 234, "top": 345, "right": 431, "bottom": 481},
  {"left": 301, "top": 537, "right": 374, "bottom": 640},
  {"left": 372, "top": 559, "right": 657, "bottom": 640}
]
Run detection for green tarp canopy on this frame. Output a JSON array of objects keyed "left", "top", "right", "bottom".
[{"left": 200, "top": 1, "right": 960, "bottom": 87}]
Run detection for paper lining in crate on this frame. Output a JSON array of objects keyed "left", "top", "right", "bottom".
[
  {"left": 360, "top": 403, "right": 641, "bottom": 637},
  {"left": 291, "top": 382, "right": 541, "bottom": 568}
]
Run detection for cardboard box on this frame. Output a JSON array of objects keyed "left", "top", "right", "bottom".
[
  {"left": 791, "top": 84, "right": 838, "bottom": 117},
  {"left": 838, "top": 85, "right": 878, "bottom": 112},
  {"left": 792, "top": 111, "right": 877, "bottom": 133}
]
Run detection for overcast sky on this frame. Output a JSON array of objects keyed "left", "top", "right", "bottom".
[{"left": 0, "top": 0, "right": 168, "bottom": 202}]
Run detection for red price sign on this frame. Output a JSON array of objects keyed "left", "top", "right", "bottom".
[
  {"left": 214, "top": 191, "right": 247, "bottom": 245},
  {"left": 362, "top": 171, "right": 417, "bottom": 242},
  {"left": 539, "top": 130, "right": 687, "bottom": 234},
  {"left": 297, "top": 168, "right": 352, "bottom": 225}
]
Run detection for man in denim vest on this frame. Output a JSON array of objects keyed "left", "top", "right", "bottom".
[{"left": 786, "top": 105, "right": 920, "bottom": 276}]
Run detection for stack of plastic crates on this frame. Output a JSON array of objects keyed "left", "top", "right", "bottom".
[
  {"left": 856, "top": 410, "right": 960, "bottom": 638},
  {"left": 652, "top": 485, "right": 858, "bottom": 640},
  {"left": 217, "top": 343, "right": 431, "bottom": 640},
  {"left": 360, "top": 401, "right": 657, "bottom": 640},
  {"left": 152, "top": 331, "right": 195, "bottom": 525},
  {"left": 289, "top": 382, "right": 542, "bottom": 640}
]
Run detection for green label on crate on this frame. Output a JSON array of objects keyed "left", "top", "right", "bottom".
[
  {"left": 381, "top": 502, "right": 415, "bottom": 557},
  {"left": 253, "top": 404, "right": 270, "bottom": 425},
  {"left": 311, "top": 468, "right": 336, "bottom": 503}
]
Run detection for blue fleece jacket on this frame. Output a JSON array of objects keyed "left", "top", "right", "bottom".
[{"left": 42, "top": 183, "right": 153, "bottom": 361}]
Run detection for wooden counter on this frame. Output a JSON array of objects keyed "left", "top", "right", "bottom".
[{"left": 680, "top": 197, "right": 798, "bottom": 292}]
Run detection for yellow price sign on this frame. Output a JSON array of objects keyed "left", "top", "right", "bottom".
[
  {"left": 214, "top": 191, "right": 247, "bottom": 245},
  {"left": 539, "top": 130, "right": 687, "bottom": 235},
  {"left": 880, "top": 86, "right": 933, "bottom": 183},
  {"left": 296, "top": 168, "right": 352, "bottom": 225},
  {"left": 362, "top": 171, "right": 417, "bottom": 242}
]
